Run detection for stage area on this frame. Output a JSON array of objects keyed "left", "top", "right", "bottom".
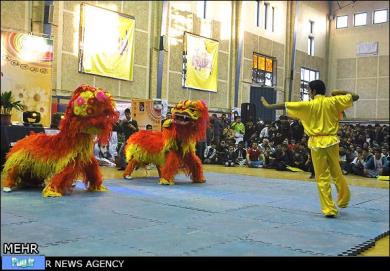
[{"left": 1, "top": 169, "right": 389, "bottom": 256}]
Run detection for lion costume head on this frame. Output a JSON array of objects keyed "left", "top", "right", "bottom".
[
  {"left": 60, "top": 85, "right": 119, "bottom": 144},
  {"left": 169, "top": 99, "right": 209, "bottom": 141}
]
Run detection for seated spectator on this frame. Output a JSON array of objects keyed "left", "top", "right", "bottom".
[
  {"left": 351, "top": 148, "right": 365, "bottom": 176},
  {"left": 292, "top": 149, "right": 307, "bottom": 171},
  {"left": 259, "top": 138, "right": 275, "bottom": 154},
  {"left": 339, "top": 146, "right": 349, "bottom": 175},
  {"left": 246, "top": 142, "right": 264, "bottom": 168},
  {"left": 223, "top": 125, "right": 236, "bottom": 143},
  {"left": 288, "top": 139, "right": 297, "bottom": 151},
  {"left": 204, "top": 142, "right": 218, "bottom": 164},
  {"left": 365, "top": 148, "right": 387, "bottom": 178},
  {"left": 235, "top": 141, "right": 247, "bottom": 166},
  {"left": 259, "top": 124, "right": 270, "bottom": 140},
  {"left": 146, "top": 124, "right": 153, "bottom": 130},
  {"left": 216, "top": 140, "right": 229, "bottom": 164},
  {"left": 275, "top": 144, "right": 293, "bottom": 171},
  {"left": 362, "top": 148, "right": 376, "bottom": 178},
  {"left": 94, "top": 141, "right": 116, "bottom": 167},
  {"left": 224, "top": 145, "right": 237, "bottom": 167}
]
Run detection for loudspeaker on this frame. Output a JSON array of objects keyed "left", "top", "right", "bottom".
[{"left": 241, "top": 103, "right": 256, "bottom": 123}]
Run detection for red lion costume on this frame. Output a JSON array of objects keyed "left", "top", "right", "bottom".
[
  {"left": 124, "top": 100, "right": 209, "bottom": 185},
  {"left": 2, "top": 85, "right": 119, "bottom": 197}
]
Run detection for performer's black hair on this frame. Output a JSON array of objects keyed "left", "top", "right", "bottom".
[{"left": 309, "top": 80, "right": 326, "bottom": 95}]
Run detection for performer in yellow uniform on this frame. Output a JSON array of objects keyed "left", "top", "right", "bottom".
[{"left": 261, "top": 80, "right": 359, "bottom": 217}]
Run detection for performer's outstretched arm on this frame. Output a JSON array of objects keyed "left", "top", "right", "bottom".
[
  {"left": 260, "top": 97, "right": 286, "bottom": 110},
  {"left": 331, "top": 90, "right": 359, "bottom": 101}
]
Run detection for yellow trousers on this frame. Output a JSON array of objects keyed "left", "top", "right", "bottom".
[{"left": 310, "top": 144, "right": 350, "bottom": 216}]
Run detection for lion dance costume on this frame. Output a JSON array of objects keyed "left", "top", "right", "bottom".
[
  {"left": 124, "top": 100, "right": 209, "bottom": 185},
  {"left": 2, "top": 85, "right": 119, "bottom": 197}
]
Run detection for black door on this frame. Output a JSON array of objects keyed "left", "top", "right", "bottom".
[{"left": 249, "top": 86, "right": 276, "bottom": 122}]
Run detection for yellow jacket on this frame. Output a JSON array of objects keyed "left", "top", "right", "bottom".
[{"left": 285, "top": 94, "right": 353, "bottom": 150}]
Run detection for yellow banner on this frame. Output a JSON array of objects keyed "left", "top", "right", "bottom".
[
  {"left": 80, "top": 4, "right": 135, "bottom": 81},
  {"left": 1, "top": 31, "right": 53, "bottom": 127},
  {"left": 131, "top": 99, "right": 162, "bottom": 131},
  {"left": 184, "top": 33, "right": 219, "bottom": 92}
]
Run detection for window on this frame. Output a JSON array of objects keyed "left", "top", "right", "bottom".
[
  {"left": 354, "top": 12, "right": 367, "bottom": 26},
  {"left": 308, "top": 37, "right": 314, "bottom": 56},
  {"left": 272, "top": 7, "right": 275, "bottom": 32},
  {"left": 300, "top": 68, "right": 319, "bottom": 101},
  {"left": 374, "top": 9, "right": 388, "bottom": 24},
  {"left": 264, "top": 3, "right": 269, "bottom": 30},
  {"left": 252, "top": 52, "right": 277, "bottom": 87},
  {"left": 336, "top": 15, "right": 348, "bottom": 28},
  {"left": 256, "top": 1, "right": 261, "bottom": 27}
]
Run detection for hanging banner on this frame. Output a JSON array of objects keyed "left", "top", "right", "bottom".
[
  {"left": 183, "top": 32, "right": 219, "bottom": 92},
  {"left": 1, "top": 31, "right": 53, "bottom": 127},
  {"left": 131, "top": 99, "right": 162, "bottom": 131},
  {"left": 79, "top": 3, "right": 135, "bottom": 81}
]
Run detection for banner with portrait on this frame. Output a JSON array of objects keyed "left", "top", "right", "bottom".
[
  {"left": 1, "top": 31, "right": 53, "bottom": 127},
  {"left": 183, "top": 32, "right": 219, "bottom": 92},
  {"left": 131, "top": 99, "right": 162, "bottom": 131},
  {"left": 79, "top": 3, "right": 135, "bottom": 81}
]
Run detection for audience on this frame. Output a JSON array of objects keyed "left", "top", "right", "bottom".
[{"left": 194, "top": 112, "right": 389, "bottom": 178}]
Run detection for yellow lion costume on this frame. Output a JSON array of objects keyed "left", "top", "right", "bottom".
[{"left": 124, "top": 100, "right": 209, "bottom": 185}]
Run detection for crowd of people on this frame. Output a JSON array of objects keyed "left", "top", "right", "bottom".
[
  {"left": 196, "top": 113, "right": 390, "bottom": 178},
  {"left": 94, "top": 108, "right": 389, "bottom": 179}
]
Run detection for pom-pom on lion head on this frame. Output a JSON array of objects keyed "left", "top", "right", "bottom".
[
  {"left": 170, "top": 99, "right": 209, "bottom": 141},
  {"left": 60, "top": 85, "right": 119, "bottom": 144}
]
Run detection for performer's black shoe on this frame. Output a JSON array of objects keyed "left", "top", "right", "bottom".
[{"left": 325, "top": 214, "right": 336, "bottom": 218}]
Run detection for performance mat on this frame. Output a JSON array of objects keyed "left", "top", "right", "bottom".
[{"left": 2, "top": 172, "right": 388, "bottom": 256}]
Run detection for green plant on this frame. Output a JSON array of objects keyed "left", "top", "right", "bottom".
[{"left": 0, "top": 91, "right": 25, "bottom": 115}]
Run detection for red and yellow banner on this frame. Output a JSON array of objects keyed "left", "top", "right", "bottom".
[{"left": 1, "top": 31, "right": 53, "bottom": 127}]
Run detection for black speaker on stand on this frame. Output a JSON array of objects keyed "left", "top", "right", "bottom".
[{"left": 241, "top": 103, "right": 256, "bottom": 123}]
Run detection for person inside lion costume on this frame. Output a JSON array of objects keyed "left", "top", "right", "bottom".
[
  {"left": 2, "top": 85, "right": 119, "bottom": 197},
  {"left": 123, "top": 99, "right": 209, "bottom": 185}
]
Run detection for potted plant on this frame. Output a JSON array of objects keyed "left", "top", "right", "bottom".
[{"left": 1, "top": 91, "right": 25, "bottom": 126}]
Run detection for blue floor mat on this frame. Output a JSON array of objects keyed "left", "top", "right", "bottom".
[{"left": 1, "top": 172, "right": 389, "bottom": 256}]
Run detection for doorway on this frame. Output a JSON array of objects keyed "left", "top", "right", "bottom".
[{"left": 249, "top": 86, "right": 276, "bottom": 122}]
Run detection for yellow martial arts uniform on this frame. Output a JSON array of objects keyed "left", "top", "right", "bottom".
[{"left": 285, "top": 94, "right": 353, "bottom": 216}]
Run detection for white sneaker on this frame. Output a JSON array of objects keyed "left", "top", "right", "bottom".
[
  {"left": 3, "top": 187, "right": 12, "bottom": 192},
  {"left": 124, "top": 175, "right": 133, "bottom": 180}
]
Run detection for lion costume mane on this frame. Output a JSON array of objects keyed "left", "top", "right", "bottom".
[
  {"left": 124, "top": 100, "right": 209, "bottom": 185},
  {"left": 2, "top": 85, "right": 119, "bottom": 197}
]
